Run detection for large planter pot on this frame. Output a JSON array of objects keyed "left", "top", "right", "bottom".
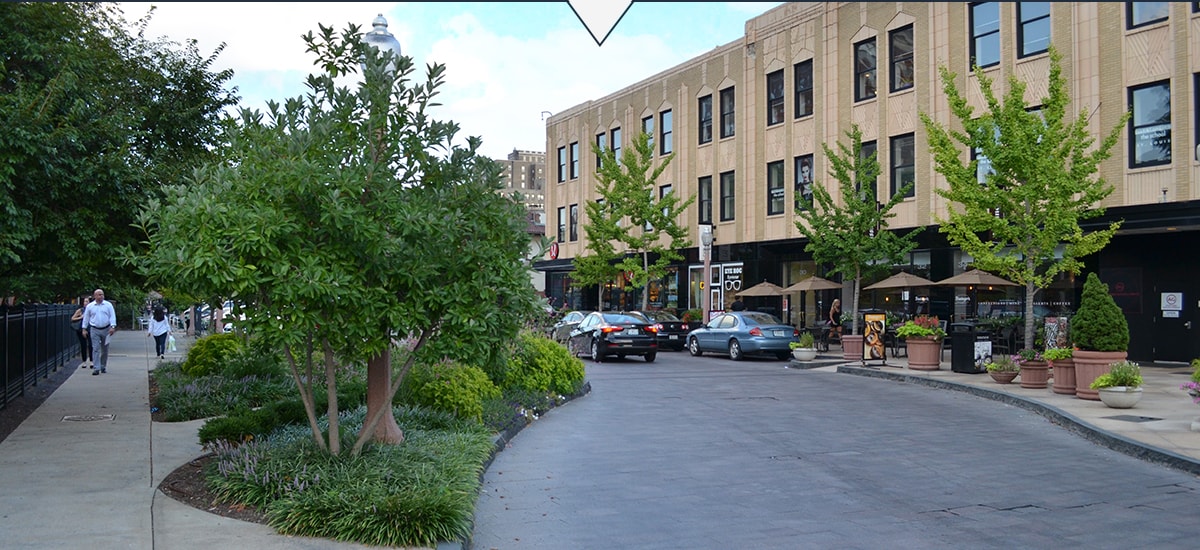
[
  {"left": 1073, "top": 350, "right": 1127, "bottom": 401},
  {"left": 906, "top": 337, "right": 942, "bottom": 371},
  {"left": 1097, "top": 386, "right": 1142, "bottom": 409},
  {"left": 988, "top": 370, "right": 1018, "bottom": 384},
  {"left": 1018, "top": 359, "right": 1050, "bottom": 389},
  {"left": 842, "top": 335, "right": 864, "bottom": 361},
  {"left": 792, "top": 347, "right": 818, "bottom": 361},
  {"left": 1050, "top": 357, "right": 1076, "bottom": 395}
]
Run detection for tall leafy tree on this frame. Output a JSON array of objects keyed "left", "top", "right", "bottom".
[
  {"left": 919, "top": 47, "right": 1127, "bottom": 347},
  {"left": 0, "top": 3, "right": 236, "bottom": 301},
  {"left": 794, "top": 125, "right": 920, "bottom": 335},
  {"left": 127, "top": 22, "right": 537, "bottom": 456}
]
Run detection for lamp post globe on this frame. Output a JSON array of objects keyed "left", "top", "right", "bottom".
[{"left": 362, "top": 13, "right": 402, "bottom": 74}]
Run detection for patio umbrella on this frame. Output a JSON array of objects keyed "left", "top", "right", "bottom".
[
  {"left": 782, "top": 276, "right": 842, "bottom": 293},
  {"left": 863, "top": 271, "right": 936, "bottom": 290},
  {"left": 736, "top": 280, "right": 786, "bottom": 297},
  {"left": 935, "top": 269, "right": 1019, "bottom": 287}
]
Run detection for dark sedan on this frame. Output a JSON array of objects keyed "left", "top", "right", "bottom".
[
  {"left": 628, "top": 310, "right": 696, "bottom": 351},
  {"left": 687, "top": 311, "right": 799, "bottom": 361},
  {"left": 548, "top": 310, "right": 591, "bottom": 344},
  {"left": 568, "top": 311, "right": 658, "bottom": 362}
]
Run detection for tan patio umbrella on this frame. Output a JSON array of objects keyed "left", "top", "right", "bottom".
[
  {"left": 863, "top": 271, "right": 936, "bottom": 290},
  {"left": 736, "top": 280, "right": 786, "bottom": 297},
  {"left": 935, "top": 269, "right": 1019, "bottom": 287},
  {"left": 782, "top": 276, "right": 842, "bottom": 293}
]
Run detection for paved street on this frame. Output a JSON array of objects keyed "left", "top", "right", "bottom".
[{"left": 471, "top": 351, "right": 1199, "bottom": 549}]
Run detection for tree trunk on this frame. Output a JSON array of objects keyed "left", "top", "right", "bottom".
[
  {"left": 642, "top": 252, "right": 650, "bottom": 310},
  {"left": 1023, "top": 256, "right": 1036, "bottom": 351},
  {"left": 850, "top": 266, "right": 862, "bottom": 335},
  {"left": 361, "top": 347, "right": 403, "bottom": 445}
]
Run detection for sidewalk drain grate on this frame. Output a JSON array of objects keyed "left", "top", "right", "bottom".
[
  {"left": 62, "top": 414, "right": 116, "bottom": 422},
  {"left": 1104, "top": 415, "right": 1161, "bottom": 423}
]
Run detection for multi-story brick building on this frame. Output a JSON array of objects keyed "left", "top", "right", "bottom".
[{"left": 535, "top": 2, "right": 1200, "bottom": 362}]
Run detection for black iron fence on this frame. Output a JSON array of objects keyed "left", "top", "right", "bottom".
[{"left": 1, "top": 304, "right": 78, "bottom": 409}]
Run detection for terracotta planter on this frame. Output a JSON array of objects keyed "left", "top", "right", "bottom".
[
  {"left": 906, "top": 337, "right": 941, "bottom": 371},
  {"left": 1050, "top": 357, "right": 1076, "bottom": 395},
  {"left": 1097, "top": 386, "right": 1142, "bottom": 408},
  {"left": 1073, "top": 350, "right": 1127, "bottom": 401},
  {"left": 842, "top": 335, "right": 864, "bottom": 361},
  {"left": 1018, "top": 359, "right": 1050, "bottom": 389},
  {"left": 988, "top": 370, "right": 1018, "bottom": 384}
]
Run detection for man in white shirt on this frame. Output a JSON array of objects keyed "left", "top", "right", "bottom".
[{"left": 81, "top": 288, "right": 117, "bottom": 375}]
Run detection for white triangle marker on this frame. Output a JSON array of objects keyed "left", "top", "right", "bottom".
[{"left": 568, "top": 0, "right": 634, "bottom": 47}]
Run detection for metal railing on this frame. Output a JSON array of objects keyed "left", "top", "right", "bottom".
[{"left": 1, "top": 304, "right": 78, "bottom": 409}]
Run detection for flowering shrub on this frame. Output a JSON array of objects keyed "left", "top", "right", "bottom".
[
  {"left": 1182, "top": 382, "right": 1200, "bottom": 404},
  {"left": 1090, "top": 360, "right": 1142, "bottom": 389},
  {"left": 1016, "top": 348, "right": 1043, "bottom": 363},
  {"left": 895, "top": 315, "right": 946, "bottom": 340},
  {"left": 985, "top": 356, "right": 1020, "bottom": 372}
]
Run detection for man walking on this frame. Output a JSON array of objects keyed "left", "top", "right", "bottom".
[{"left": 81, "top": 288, "right": 117, "bottom": 375}]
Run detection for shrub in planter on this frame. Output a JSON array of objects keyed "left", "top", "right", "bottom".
[
  {"left": 1042, "top": 347, "right": 1074, "bottom": 362},
  {"left": 1090, "top": 361, "right": 1143, "bottom": 389},
  {"left": 1071, "top": 272, "right": 1129, "bottom": 352},
  {"left": 790, "top": 332, "right": 816, "bottom": 350},
  {"left": 895, "top": 315, "right": 946, "bottom": 340},
  {"left": 985, "top": 356, "right": 1020, "bottom": 372}
]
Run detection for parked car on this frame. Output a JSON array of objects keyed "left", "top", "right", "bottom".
[
  {"left": 628, "top": 310, "right": 695, "bottom": 351},
  {"left": 548, "top": 310, "right": 591, "bottom": 344},
  {"left": 568, "top": 311, "right": 658, "bottom": 362},
  {"left": 687, "top": 311, "right": 799, "bottom": 361}
]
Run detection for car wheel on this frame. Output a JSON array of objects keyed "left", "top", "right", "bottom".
[
  {"left": 688, "top": 337, "right": 703, "bottom": 356},
  {"left": 644, "top": 352, "right": 656, "bottom": 362},
  {"left": 617, "top": 354, "right": 627, "bottom": 360},
  {"left": 776, "top": 351, "right": 790, "bottom": 361},
  {"left": 591, "top": 339, "right": 604, "bottom": 363},
  {"left": 728, "top": 339, "right": 743, "bottom": 361}
]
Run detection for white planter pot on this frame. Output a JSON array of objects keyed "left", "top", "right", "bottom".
[
  {"left": 792, "top": 348, "right": 818, "bottom": 361},
  {"left": 1097, "top": 386, "right": 1143, "bottom": 409}
]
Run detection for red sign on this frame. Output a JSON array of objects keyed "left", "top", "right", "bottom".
[{"left": 548, "top": 241, "right": 559, "bottom": 260}]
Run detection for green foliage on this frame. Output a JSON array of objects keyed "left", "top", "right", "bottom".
[
  {"left": 401, "top": 361, "right": 501, "bottom": 423},
  {"left": 797, "top": 332, "right": 816, "bottom": 348},
  {"left": 1090, "top": 361, "right": 1142, "bottom": 389},
  {"left": 920, "top": 47, "right": 1128, "bottom": 347},
  {"left": 1042, "top": 347, "right": 1074, "bottom": 361},
  {"left": 985, "top": 356, "right": 1020, "bottom": 372},
  {"left": 182, "top": 333, "right": 243, "bottom": 377},
  {"left": 198, "top": 384, "right": 368, "bottom": 446},
  {"left": 894, "top": 315, "right": 946, "bottom": 340},
  {"left": 794, "top": 125, "right": 921, "bottom": 334},
  {"left": 1192, "top": 359, "right": 1200, "bottom": 383},
  {"left": 504, "top": 331, "right": 586, "bottom": 395},
  {"left": 1016, "top": 348, "right": 1043, "bottom": 362},
  {"left": 1071, "top": 273, "right": 1129, "bottom": 352},
  {"left": 152, "top": 360, "right": 294, "bottom": 423}
]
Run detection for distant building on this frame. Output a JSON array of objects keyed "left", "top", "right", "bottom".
[{"left": 494, "top": 149, "right": 548, "bottom": 293}]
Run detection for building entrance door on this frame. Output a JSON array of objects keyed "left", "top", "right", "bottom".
[{"left": 1152, "top": 281, "right": 1198, "bottom": 363}]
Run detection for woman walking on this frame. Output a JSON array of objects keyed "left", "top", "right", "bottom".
[
  {"left": 147, "top": 306, "right": 171, "bottom": 360},
  {"left": 71, "top": 297, "right": 93, "bottom": 368}
]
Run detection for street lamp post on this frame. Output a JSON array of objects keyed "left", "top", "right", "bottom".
[{"left": 700, "top": 224, "right": 713, "bottom": 322}]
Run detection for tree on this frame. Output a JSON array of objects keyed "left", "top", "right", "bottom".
[
  {"left": 919, "top": 47, "right": 1127, "bottom": 348},
  {"left": 574, "top": 132, "right": 695, "bottom": 310},
  {"left": 127, "top": 22, "right": 537, "bottom": 456},
  {"left": 0, "top": 3, "right": 236, "bottom": 301},
  {"left": 794, "top": 125, "right": 920, "bottom": 335}
]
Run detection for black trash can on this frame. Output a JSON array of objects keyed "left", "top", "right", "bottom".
[{"left": 950, "top": 322, "right": 989, "bottom": 374}]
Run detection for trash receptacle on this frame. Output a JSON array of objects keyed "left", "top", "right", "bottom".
[{"left": 950, "top": 322, "right": 989, "bottom": 374}]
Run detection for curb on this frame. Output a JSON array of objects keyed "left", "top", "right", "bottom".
[{"left": 837, "top": 364, "right": 1200, "bottom": 477}]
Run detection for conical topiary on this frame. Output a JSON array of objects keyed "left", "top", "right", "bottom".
[{"left": 1070, "top": 272, "right": 1129, "bottom": 352}]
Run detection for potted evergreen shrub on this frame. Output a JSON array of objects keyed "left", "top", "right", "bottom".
[
  {"left": 1070, "top": 273, "right": 1129, "bottom": 401},
  {"left": 895, "top": 315, "right": 945, "bottom": 371},
  {"left": 1090, "top": 360, "right": 1143, "bottom": 408},
  {"left": 790, "top": 332, "right": 818, "bottom": 361}
]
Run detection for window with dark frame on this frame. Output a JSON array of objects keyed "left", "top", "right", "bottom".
[
  {"left": 611, "top": 127, "right": 622, "bottom": 162},
  {"left": 643, "top": 115, "right": 654, "bottom": 152},
  {"left": 569, "top": 142, "right": 579, "bottom": 179},
  {"left": 890, "top": 133, "right": 915, "bottom": 199},
  {"left": 719, "top": 171, "right": 736, "bottom": 221},
  {"left": 970, "top": 2, "right": 1001, "bottom": 69},
  {"left": 596, "top": 132, "right": 606, "bottom": 171},
  {"left": 1017, "top": 2, "right": 1051, "bottom": 58},
  {"left": 767, "top": 69, "right": 785, "bottom": 125},
  {"left": 855, "top": 38, "right": 877, "bottom": 101},
  {"left": 660, "top": 110, "right": 673, "bottom": 154},
  {"left": 556, "top": 146, "right": 566, "bottom": 183},
  {"left": 1128, "top": 2, "right": 1169, "bottom": 29},
  {"left": 569, "top": 203, "right": 578, "bottom": 241},
  {"left": 794, "top": 60, "right": 813, "bottom": 118},
  {"left": 556, "top": 206, "right": 565, "bottom": 243},
  {"left": 1129, "top": 80, "right": 1171, "bottom": 168},
  {"left": 858, "top": 141, "right": 878, "bottom": 199},
  {"left": 767, "top": 161, "right": 785, "bottom": 215},
  {"left": 659, "top": 184, "right": 672, "bottom": 222},
  {"left": 698, "top": 95, "right": 713, "bottom": 144},
  {"left": 720, "top": 87, "right": 736, "bottom": 138},
  {"left": 794, "top": 154, "right": 814, "bottom": 211},
  {"left": 698, "top": 175, "right": 713, "bottom": 224},
  {"left": 890, "top": 25, "right": 914, "bottom": 92}
]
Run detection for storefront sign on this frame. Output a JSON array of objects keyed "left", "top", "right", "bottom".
[
  {"left": 1161, "top": 292, "right": 1183, "bottom": 311},
  {"left": 863, "top": 313, "right": 886, "bottom": 361}
]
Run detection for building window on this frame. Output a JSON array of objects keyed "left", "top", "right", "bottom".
[
  {"left": 659, "top": 184, "right": 672, "bottom": 221},
  {"left": 660, "top": 110, "right": 673, "bottom": 155},
  {"left": 569, "top": 204, "right": 579, "bottom": 241},
  {"left": 794, "top": 60, "right": 813, "bottom": 119},
  {"left": 1017, "top": 2, "right": 1051, "bottom": 58},
  {"left": 719, "top": 171, "right": 735, "bottom": 221},
  {"left": 556, "top": 146, "right": 566, "bottom": 183},
  {"left": 767, "top": 69, "right": 785, "bottom": 125},
  {"left": 890, "top": 133, "right": 915, "bottom": 199},
  {"left": 858, "top": 141, "right": 878, "bottom": 198},
  {"left": 642, "top": 115, "right": 654, "bottom": 153},
  {"left": 766, "top": 161, "right": 785, "bottom": 215},
  {"left": 970, "top": 2, "right": 1001, "bottom": 69},
  {"left": 556, "top": 206, "right": 565, "bottom": 243},
  {"left": 698, "top": 176, "right": 712, "bottom": 225},
  {"left": 855, "top": 38, "right": 877, "bottom": 101},
  {"left": 569, "top": 142, "right": 579, "bottom": 179},
  {"left": 1129, "top": 80, "right": 1171, "bottom": 168},
  {"left": 890, "top": 25, "right": 914, "bottom": 92},
  {"left": 720, "top": 87, "right": 736, "bottom": 138},
  {"left": 794, "top": 154, "right": 814, "bottom": 210},
  {"left": 611, "top": 127, "right": 622, "bottom": 163},
  {"left": 1128, "top": 2, "right": 1169, "bottom": 29},
  {"left": 596, "top": 132, "right": 605, "bottom": 171},
  {"left": 698, "top": 95, "right": 713, "bottom": 144}
]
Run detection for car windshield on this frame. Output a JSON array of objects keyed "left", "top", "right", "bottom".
[
  {"left": 624, "top": 312, "right": 651, "bottom": 322},
  {"left": 602, "top": 313, "right": 644, "bottom": 324},
  {"left": 647, "top": 311, "right": 680, "bottom": 322},
  {"left": 740, "top": 312, "right": 783, "bottom": 326}
]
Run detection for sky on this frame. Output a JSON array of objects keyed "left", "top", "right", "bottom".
[{"left": 119, "top": 2, "right": 784, "bottom": 160}]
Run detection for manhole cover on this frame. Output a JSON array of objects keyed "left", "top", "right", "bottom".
[
  {"left": 62, "top": 414, "right": 116, "bottom": 422},
  {"left": 1103, "top": 415, "right": 1161, "bottom": 423}
]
